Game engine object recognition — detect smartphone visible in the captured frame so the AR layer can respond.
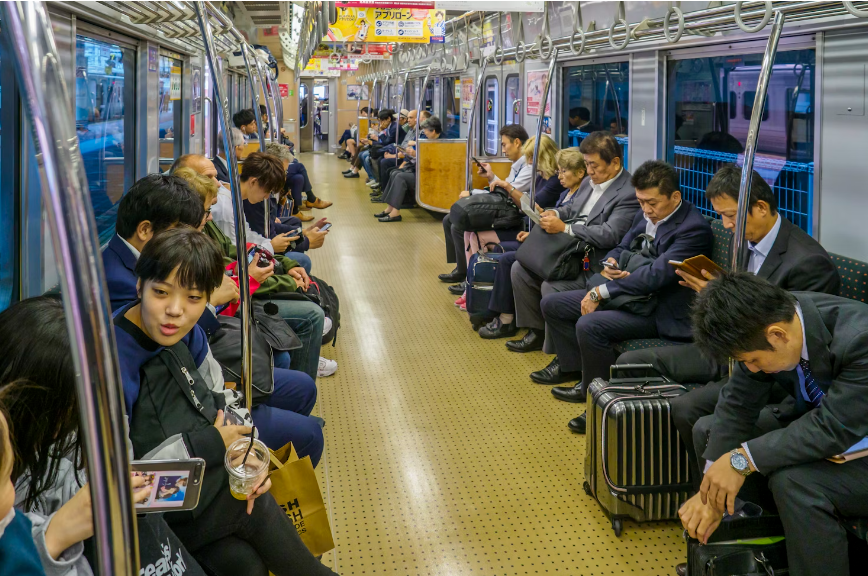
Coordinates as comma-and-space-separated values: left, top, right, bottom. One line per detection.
319, 223, 332, 232
601, 260, 620, 270
131, 458, 205, 513
246, 246, 274, 268
471, 156, 485, 170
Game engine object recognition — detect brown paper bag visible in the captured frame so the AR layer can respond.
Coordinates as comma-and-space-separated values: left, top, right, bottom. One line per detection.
268, 443, 335, 556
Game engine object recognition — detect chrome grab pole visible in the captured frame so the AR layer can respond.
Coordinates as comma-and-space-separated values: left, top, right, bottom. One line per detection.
464, 57, 489, 191
241, 44, 270, 237
365, 78, 378, 144
731, 11, 786, 273
397, 70, 410, 149
195, 1, 254, 411
530, 51, 559, 224
414, 66, 433, 197
255, 55, 280, 232
1, 2, 139, 574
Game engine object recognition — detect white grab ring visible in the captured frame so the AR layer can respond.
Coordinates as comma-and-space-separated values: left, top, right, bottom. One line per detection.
569, 28, 586, 55
608, 19, 630, 50
515, 40, 526, 63
843, 0, 868, 17
538, 34, 554, 60
734, 0, 773, 33
492, 46, 504, 65
663, 6, 684, 43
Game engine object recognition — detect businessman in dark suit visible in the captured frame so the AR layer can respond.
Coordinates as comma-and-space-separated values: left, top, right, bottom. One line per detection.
508, 132, 639, 359
679, 273, 868, 576
617, 165, 840, 477
543, 161, 713, 431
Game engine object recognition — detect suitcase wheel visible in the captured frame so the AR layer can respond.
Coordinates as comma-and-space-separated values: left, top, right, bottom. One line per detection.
582, 481, 592, 497
611, 517, 623, 537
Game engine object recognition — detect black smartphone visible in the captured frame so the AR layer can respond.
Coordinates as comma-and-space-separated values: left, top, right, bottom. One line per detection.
319, 223, 332, 232
471, 156, 485, 170
601, 260, 620, 270
131, 458, 206, 513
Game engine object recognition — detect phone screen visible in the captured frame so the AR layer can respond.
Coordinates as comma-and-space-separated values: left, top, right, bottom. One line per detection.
133, 470, 192, 509
320, 223, 332, 232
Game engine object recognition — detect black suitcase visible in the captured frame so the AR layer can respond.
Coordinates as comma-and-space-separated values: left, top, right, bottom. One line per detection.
584, 364, 694, 536
686, 515, 788, 575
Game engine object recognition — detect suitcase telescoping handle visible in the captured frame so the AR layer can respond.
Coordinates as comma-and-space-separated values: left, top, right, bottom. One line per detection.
599, 394, 693, 495
609, 363, 665, 379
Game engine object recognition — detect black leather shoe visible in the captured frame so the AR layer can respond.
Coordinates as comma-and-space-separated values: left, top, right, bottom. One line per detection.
478, 317, 518, 339
551, 383, 585, 403
447, 282, 466, 295
530, 357, 582, 385
675, 563, 687, 576
567, 412, 587, 433
370, 196, 385, 203
342, 169, 353, 174
378, 215, 402, 222
374, 211, 389, 218
505, 329, 544, 353
343, 172, 360, 178
438, 269, 463, 283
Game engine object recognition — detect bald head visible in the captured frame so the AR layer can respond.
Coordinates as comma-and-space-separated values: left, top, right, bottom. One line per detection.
171, 154, 220, 187
407, 109, 418, 128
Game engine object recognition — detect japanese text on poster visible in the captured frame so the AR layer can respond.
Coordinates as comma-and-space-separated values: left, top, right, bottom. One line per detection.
460, 77, 474, 110
327, 8, 445, 43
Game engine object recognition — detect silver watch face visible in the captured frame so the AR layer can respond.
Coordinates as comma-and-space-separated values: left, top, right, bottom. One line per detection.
731, 452, 749, 471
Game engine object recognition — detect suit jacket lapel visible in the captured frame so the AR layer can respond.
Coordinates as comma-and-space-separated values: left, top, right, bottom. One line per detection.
757, 218, 790, 280
796, 294, 834, 387
652, 201, 690, 248
586, 171, 627, 224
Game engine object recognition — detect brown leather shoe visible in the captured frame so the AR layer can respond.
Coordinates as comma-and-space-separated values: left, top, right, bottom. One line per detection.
305, 199, 332, 210
299, 203, 312, 211
296, 211, 314, 222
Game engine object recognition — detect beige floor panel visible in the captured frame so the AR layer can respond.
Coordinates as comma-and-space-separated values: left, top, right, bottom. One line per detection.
301, 153, 684, 575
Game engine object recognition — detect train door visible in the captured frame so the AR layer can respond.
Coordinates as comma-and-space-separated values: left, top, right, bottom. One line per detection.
313, 79, 330, 152
440, 75, 461, 139
478, 62, 521, 157
298, 79, 313, 152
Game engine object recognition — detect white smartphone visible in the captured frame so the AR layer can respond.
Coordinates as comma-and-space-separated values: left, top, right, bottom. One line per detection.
131, 458, 206, 513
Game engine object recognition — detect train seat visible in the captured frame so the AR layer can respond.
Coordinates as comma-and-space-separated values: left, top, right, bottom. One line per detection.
831, 253, 868, 303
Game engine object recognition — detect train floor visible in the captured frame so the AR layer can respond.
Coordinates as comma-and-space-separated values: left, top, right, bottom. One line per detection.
304, 152, 683, 575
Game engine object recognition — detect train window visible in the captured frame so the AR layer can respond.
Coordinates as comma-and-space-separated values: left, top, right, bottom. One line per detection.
404, 80, 414, 110
505, 74, 520, 126
667, 49, 815, 233
561, 62, 630, 163
441, 76, 460, 139
0, 38, 19, 309
424, 80, 434, 113
483, 76, 499, 155
158, 55, 182, 167
299, 83, 309, 128
75, 35, 135, 245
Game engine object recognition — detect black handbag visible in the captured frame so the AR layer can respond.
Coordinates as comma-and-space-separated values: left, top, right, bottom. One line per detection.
587, 233, 659, 316
515, 223, 595, 282
449, 187, 524, 232
687, 516, 788, 576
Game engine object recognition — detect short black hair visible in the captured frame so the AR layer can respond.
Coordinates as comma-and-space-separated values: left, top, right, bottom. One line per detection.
240, 152, 286, 194
377, 109, 393, 121
115, 174, 205, 240
135, 227, 225, 297
499, 124, 529, 144
570, 107, 591, 121
631, 160, 680, 198
361, 106, 370, 114
233, 109, 256, 129
692, 272, 797, 363
705, 164, 778, 214
579, 131, 623, 164
421, 115, 442, 134
259, 104, 267, 116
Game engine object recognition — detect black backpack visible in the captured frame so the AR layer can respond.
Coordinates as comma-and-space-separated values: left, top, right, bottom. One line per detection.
449, 187, 523, 232
266, 275, 341, 346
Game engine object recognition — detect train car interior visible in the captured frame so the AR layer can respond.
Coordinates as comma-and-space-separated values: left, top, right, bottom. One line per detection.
2, 1, 868, 575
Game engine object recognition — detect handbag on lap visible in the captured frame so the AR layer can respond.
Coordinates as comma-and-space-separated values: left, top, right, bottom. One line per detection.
514, 223, 595, 282
449, 187, 524, 232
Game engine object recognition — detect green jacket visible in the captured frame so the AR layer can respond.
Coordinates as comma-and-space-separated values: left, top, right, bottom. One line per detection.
204, 221, 300, 295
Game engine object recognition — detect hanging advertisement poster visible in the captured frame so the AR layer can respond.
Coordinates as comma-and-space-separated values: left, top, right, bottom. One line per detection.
460, 77, 474, 110
169, 66, 182, 100
526, 70, 551, 116
327, 7, 446, 44
279, 84, 290, 98
347, 84, 370, 100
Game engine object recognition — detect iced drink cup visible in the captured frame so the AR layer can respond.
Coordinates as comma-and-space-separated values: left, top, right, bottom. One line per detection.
225, 437, 269, 500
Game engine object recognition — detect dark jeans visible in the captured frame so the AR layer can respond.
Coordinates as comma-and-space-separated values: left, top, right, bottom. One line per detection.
442, 214, 467, 276
541, 289, 658, 390
378, 157, 399, 188
169, 490, 337, 576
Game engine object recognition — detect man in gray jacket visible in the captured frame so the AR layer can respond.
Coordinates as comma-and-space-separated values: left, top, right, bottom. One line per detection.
506, 132, 639, 383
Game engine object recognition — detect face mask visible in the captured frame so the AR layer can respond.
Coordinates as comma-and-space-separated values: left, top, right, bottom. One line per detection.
0, 507, 15, 540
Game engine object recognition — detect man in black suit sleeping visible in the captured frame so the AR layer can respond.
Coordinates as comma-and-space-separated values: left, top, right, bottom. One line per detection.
680, 273, 868, 576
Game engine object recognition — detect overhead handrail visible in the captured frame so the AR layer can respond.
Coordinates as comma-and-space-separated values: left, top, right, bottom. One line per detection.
1, 1, 139, 574
492, 12, 505, 65
536, 2, 554, 59
609, 1, 631, 50
464, 56, 489, 190
664, 4, 686, 43
843, 0, 868, 17
570, 2, 589, 55
529, 50, 559, 223
512, 12, 527, 63
195, 0, 254, 412
732, 9, 785, 272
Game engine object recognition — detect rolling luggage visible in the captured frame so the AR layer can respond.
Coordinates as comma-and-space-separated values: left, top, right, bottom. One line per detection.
583, 365, 694, 536
465, 244, 504, 329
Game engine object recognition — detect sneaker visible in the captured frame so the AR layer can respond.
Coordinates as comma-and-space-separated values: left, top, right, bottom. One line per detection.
322, 316, 333, 337
317, 357, 338, 378
454, 294, 467, 307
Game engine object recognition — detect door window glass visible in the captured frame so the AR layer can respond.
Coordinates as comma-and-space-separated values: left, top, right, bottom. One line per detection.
299, 83, 309, 128
505, 74, 520, 126
442, 76, 460, 138
483, 76, 498, 155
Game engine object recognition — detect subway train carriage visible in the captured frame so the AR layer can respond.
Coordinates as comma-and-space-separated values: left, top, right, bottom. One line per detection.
1, 1, 868, 575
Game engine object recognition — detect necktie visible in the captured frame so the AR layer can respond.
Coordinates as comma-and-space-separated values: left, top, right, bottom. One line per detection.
799, 358, 825, 408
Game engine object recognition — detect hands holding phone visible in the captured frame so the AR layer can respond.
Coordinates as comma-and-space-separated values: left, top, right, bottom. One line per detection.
601, 258, 630, 280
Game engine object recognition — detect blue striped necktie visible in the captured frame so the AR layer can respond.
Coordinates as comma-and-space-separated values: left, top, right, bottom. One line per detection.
799, 358, 825, 408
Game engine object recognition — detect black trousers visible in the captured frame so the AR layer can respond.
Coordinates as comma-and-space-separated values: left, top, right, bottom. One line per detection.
168, 488, 337, 576
378, 158, 399, 188
694, 414, 868, 576
489, 251, 517, 314
442, 214, 467, 275
616, 343, 726, 384
541, 289, 658, 390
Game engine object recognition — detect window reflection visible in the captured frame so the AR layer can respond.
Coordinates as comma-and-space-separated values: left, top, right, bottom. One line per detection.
442, 77, 460, 139
159, 55, 181, 166
667, 50, 815, 232
74, 35, 129, 244
505, 74, 520, 126
483, 76, 498, 155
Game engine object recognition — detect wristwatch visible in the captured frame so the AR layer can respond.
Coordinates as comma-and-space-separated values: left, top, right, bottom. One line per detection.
588, 287, 601, 303
730, 449, 752, 476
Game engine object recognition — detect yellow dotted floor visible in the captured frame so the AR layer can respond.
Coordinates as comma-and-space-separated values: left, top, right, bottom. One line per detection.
303, 152, 684, 575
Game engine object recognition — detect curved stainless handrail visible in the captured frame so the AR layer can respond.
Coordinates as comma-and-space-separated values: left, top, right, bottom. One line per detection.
241, 44, 270, 236
195, 1, 254, 411
465, 57, 489, 190
529, 50, 559, 221
1, 2, 139, 573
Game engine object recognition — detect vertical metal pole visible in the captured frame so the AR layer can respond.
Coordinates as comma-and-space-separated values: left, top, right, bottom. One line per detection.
241, 44, 271, 237
195, 1, 254, 412
396, 70, 410, 148
1, 2, 138, 574
414, 66, 432, 199
465, 57, 489, 190
732, 11, 785, 272
530, 51, 559, 221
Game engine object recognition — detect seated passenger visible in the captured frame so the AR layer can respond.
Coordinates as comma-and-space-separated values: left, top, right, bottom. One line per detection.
233, 108, 258, 141
373, 115, 442, 223
213, 127, 245, 183
568, 107, 601, 133
680, 273, 868, 576
439, 124, 533, 288
542, 160, 712, 433
374, 109, 417, 194
506, 132, 638, 354
343, 110, 395, 182
114, 229, 337, 576
477, 143, 575, 336
617, 165, 840, 483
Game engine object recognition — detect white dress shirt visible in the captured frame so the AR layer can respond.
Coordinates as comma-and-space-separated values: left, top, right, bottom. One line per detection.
747, 214, 781, 275
211, 184, 275, 255
562, 169, 623, 236
471, 155, 534, 195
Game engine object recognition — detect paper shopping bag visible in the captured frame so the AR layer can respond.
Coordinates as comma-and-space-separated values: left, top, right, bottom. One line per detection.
268, 442, 335, 556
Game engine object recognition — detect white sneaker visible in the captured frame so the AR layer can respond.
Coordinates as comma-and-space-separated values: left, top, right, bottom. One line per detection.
322, 316, 333, 337
366, 180, 376, 187
317, 357, 338, 377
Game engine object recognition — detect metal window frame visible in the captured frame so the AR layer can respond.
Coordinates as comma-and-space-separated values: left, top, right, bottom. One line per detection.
482, 74, 499, 156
